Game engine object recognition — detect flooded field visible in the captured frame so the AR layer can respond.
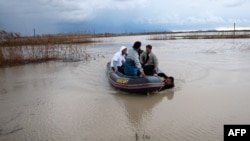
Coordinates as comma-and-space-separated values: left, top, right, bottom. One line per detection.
1, 35, 250, 141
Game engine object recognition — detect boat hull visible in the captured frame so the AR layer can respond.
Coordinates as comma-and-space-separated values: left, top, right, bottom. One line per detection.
106, 62, 165, 94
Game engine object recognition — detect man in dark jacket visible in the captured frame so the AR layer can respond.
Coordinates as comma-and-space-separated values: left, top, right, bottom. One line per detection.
140, 44, 158, 75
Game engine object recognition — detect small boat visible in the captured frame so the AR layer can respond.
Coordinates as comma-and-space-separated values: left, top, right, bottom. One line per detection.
106, 62, 173, 94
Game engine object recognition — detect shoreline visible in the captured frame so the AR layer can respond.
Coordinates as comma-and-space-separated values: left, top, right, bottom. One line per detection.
1, 30, 250, 67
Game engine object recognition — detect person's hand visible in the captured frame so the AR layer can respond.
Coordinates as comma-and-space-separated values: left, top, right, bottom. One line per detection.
152, 90, 159, 94
113, 69, 118, 73
153, 73, 158, 76
140, 71, 146, 77
154, 68, 158, 73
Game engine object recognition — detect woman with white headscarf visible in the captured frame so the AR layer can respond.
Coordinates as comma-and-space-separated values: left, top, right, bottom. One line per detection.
110, 46, 127, 73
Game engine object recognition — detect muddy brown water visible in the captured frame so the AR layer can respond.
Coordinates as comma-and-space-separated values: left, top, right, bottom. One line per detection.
1, 35, 250, 141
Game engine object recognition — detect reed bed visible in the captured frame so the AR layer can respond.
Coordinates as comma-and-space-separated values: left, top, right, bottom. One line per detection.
0, 31, 93, 67
149, 30, 250, 40
0, 34, 95, 47
0, 44, 90, 67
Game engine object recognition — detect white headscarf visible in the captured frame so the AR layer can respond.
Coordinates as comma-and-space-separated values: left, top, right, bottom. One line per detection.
119, 46, 127, 54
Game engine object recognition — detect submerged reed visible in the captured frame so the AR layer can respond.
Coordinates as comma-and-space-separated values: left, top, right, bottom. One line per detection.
149, 30, 250, 40
0, 31, 95, 67
0, 44, 90, 67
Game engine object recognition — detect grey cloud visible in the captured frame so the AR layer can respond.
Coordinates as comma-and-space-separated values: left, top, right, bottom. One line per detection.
221, 0, 248, 7
1, 0, 250, 35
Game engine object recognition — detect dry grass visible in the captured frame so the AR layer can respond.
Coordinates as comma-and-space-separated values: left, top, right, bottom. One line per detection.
0, 33, 95, 47
0, 44, 90, 67
0, 31, 93, 67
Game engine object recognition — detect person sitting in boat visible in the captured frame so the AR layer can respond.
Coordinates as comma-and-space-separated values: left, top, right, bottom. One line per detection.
110, 46, 127, 74
138, 47, 144, 58
158, 73, 175, 89
140, 44, 159, 75
124, 41, 146, 77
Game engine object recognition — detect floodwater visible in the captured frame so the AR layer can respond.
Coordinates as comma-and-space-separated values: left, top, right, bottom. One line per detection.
1, 35, 250, 141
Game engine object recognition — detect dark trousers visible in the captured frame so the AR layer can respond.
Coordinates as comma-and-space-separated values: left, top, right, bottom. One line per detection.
112, 66, 125, 74
143, 65, 156, 75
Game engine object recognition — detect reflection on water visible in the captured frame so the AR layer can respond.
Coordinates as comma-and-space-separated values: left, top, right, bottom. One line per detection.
1, 36, 250, 141
115, 90, 174, 130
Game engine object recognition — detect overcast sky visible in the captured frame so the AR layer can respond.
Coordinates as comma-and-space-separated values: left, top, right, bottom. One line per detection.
0, 0, 250, 35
